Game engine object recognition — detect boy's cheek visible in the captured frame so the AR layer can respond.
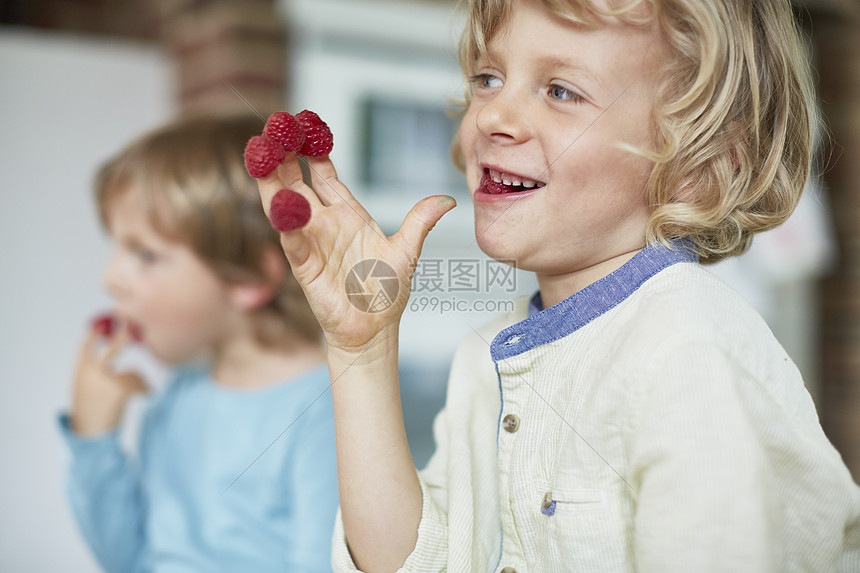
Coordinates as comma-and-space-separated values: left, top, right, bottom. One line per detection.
140, 325, 195, 364
459, 143, 481, 180
458, 109, 480, 151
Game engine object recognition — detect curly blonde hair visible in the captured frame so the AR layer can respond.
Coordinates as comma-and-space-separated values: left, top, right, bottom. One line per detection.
94, 114, 321, 346
455, 0, 816, 262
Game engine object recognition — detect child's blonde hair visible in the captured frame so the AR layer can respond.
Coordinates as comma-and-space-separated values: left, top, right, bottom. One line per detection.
94, 115, 321, 346
456, 0, 816, 262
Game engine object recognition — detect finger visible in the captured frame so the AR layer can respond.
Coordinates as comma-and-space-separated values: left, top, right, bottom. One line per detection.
276, 151, 311, 193
100, 326, 131, 365
256, 170, 282, 219
80, 327, 102, 357
303, 155, 350, 206
254, 148, 313, 210
117, 371, 149, 394
253, 172, 312, 265
393, 195, 457, 260
256, 166, 318, 216
304, 155, 379, 226
275, 154, 327, 212
279, 229, 311, 268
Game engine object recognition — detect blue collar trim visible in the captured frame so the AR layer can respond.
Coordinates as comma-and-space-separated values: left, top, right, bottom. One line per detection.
491, 241, 698, 361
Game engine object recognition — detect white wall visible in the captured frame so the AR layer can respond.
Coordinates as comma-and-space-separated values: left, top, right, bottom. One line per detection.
0, 29, 173, 572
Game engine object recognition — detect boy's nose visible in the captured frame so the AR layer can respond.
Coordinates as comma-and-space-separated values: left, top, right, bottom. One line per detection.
102, 252, 126, 299
475, 86, 531, 143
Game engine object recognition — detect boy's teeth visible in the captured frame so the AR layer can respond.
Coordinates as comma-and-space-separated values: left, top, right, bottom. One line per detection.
488, 168, 541, 189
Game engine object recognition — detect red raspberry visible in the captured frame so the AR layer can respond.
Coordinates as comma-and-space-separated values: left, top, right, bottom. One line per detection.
90, 314, 143, 342
269, 188, 312, 231
263, 111, 305, 153
91, 313, 116, 337
295, 110, 334, 157
244, 135, 285, 178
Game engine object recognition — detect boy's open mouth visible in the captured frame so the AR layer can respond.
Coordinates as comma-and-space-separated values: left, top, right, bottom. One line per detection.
480, 168, 546, 194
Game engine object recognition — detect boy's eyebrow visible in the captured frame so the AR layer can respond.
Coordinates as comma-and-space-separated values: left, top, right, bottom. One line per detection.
481, 47, 604, 89
533, 55, 604, 89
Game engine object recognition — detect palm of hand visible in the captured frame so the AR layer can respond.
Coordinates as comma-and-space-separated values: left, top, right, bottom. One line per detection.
257, 155, 455, 354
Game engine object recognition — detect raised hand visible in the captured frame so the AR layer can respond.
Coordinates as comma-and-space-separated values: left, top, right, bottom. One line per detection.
256, 153, 455, 355
252, 111, 453, 571
70, 316, 148, 437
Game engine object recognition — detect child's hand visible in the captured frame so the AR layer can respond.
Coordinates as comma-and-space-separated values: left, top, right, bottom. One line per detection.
256, 155, 456, 357
70, 319, 148, 437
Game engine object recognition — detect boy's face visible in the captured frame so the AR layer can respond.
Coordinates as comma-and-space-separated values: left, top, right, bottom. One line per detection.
101, 188, 235, 364
459, 0, 666, 293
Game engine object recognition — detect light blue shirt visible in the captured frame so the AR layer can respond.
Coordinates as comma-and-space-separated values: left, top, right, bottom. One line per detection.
59, 364, 338, 573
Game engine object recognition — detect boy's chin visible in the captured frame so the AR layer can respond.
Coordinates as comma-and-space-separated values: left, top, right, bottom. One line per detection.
145, 342, 200, 366
144, 345, 174, 365
474, 228, 523, 268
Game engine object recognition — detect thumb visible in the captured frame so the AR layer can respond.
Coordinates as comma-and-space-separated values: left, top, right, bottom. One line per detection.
395, 195, 457, 259
116, 371, 149, 395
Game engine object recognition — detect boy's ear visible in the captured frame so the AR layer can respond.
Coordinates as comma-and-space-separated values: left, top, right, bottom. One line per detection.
228, 247, 286, 312
730, 146, 740, 173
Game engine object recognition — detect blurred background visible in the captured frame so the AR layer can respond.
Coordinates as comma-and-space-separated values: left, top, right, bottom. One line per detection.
0, 0, 857, 570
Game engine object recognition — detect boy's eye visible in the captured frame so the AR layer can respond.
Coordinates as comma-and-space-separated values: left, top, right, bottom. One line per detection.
135, 248, 157, 264
470, 73, 503, 90
548, 84, 583, 102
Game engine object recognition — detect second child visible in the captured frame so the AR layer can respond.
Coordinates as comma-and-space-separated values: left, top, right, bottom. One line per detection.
60, 115, 339, 573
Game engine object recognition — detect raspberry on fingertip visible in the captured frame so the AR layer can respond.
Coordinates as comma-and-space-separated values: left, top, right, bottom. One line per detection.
263, 111, 306, 153
295, 110, 334, 157
269, 189, 312, 231
91, 313, 116, 337
244, 135, 286, 178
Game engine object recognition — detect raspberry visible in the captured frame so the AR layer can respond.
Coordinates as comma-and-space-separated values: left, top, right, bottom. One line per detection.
295, 110, 334, 157
263, 111, 305, 153
91, 313, 143, 342
91, 313, 116, 337
244, 135, 285, 178
269, 188, 312, 231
